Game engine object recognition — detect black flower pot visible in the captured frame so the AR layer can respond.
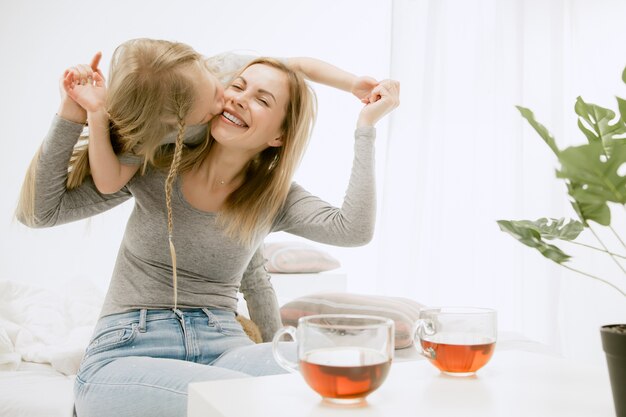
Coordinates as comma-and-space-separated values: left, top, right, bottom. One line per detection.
601, 324, 626, 417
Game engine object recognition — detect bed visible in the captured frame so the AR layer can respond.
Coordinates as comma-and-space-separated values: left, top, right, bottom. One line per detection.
0, 362, 75, 417
0, 278, 100, 417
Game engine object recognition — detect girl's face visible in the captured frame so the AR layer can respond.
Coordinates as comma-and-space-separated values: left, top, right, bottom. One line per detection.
185, 63, 225, 125
210, 64, 289, 154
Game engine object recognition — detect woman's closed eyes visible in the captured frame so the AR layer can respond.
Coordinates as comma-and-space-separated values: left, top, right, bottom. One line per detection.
230, 78, 275, 108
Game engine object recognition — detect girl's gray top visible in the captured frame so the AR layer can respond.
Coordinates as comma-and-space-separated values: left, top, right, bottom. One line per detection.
23, 116, 376, 319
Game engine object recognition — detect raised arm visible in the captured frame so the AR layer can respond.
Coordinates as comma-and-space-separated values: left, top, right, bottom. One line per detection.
15, 56, 134, 228
63, 56, 140, 194
211, 53, 379, 103
286, 57, 378, 103
272, 80, 400, 245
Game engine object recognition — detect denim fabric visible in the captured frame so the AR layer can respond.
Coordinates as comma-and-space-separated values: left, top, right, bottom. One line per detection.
74, 308, 294, 417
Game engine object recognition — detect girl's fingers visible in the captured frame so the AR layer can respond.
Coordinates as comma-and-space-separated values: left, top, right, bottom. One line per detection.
368, 81, 392, 103
74, 65, 86, 79
369, 89, 382, 103
93, 71, 105, 87
69, 63, 102, 86
75, 64, 93, 83
65, 72, 76, 88
373, 85, 391, 102
372, 80, 400, 106
90, 52, 102, 72
62, 73, 73, 92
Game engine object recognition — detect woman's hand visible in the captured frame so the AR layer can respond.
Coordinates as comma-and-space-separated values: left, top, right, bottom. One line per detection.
57, 52, 104, 122
357, 79, 400, 127
351, 76, 379, 103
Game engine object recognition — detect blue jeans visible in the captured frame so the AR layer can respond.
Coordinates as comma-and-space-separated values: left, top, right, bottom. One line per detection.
74, 308, 293, 417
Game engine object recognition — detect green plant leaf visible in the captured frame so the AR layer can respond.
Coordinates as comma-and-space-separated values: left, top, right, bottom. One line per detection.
617, 96, 626, 123
509, 218, 584, 240
574, 96, 626, 155
577, 119, 600, 143
515, 106, 560, 155
556, 141, 626, 209
622, 65, 626, 84
568, 185, 611, 226
496, 220, 572, 263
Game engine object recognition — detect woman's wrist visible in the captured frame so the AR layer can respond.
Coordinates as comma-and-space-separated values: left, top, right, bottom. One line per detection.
356, 115, 374, 128
57, 98, 87, 124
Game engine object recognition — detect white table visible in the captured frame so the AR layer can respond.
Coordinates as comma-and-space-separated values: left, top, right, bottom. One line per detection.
188, 350, 615, 417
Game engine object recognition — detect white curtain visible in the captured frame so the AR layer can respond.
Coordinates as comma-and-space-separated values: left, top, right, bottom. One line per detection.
374, 0, 626, 364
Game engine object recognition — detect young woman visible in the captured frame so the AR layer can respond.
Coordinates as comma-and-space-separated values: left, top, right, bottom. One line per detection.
18, 38, 379, 341
17, 52, 399, 417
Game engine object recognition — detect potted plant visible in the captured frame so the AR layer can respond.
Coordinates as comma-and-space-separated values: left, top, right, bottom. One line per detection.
497, 67, 626, 417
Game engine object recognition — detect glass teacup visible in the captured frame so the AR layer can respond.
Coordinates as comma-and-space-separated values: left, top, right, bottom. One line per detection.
413, 307, 497, 376
272, 314, 395, 405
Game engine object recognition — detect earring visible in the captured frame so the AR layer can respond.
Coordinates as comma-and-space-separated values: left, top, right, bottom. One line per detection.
268, 154, 279, 170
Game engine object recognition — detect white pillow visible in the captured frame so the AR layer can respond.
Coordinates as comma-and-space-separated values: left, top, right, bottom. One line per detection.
263, 242, 341, 273
280, 293, 425, 349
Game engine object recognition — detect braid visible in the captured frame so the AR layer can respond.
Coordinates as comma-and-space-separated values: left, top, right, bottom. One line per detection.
164, 117, 187, 309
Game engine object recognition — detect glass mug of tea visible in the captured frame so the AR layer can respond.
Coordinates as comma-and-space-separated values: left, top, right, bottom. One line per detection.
413, 307, 497, 376
272, 314, 395, 405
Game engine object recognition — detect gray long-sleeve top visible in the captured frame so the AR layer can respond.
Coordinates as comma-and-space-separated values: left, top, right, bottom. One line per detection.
21, 116, 376, 320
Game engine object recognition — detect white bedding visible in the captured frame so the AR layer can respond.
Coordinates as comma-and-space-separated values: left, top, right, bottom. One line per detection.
0, 279, 102, 417
0, 362, 75, 417
0, 279, 102, 375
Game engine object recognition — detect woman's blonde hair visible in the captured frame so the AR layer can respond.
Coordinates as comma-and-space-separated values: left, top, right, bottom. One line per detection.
66, 38, 205, 189
164, 58, 317, 248
15, 146, 43, 227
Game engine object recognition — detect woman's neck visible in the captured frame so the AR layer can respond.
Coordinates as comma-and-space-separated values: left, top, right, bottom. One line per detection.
197, 142, 250, 191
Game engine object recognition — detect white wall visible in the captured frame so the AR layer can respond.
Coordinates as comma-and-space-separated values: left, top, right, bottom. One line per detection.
0, 0, 392, 291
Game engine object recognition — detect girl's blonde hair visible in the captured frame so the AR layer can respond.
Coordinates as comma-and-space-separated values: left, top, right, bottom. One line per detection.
162, 58, 317, 248
17, 38, 204, 307
66, 38, 205, 189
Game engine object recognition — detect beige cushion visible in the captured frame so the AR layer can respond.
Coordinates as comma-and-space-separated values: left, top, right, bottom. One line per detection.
280, 293, 424, 349
263, 242, 340, 273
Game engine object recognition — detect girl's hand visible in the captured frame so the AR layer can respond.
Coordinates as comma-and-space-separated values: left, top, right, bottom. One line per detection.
351, 76, 379, 103
57, 52, 103, 123
357, 79, 400, 127
64, 69, 107, 114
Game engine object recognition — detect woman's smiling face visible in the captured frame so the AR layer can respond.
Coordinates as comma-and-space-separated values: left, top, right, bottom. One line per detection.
210, 63, 289, 154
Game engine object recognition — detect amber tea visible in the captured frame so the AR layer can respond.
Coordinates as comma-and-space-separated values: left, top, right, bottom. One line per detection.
300, 347, 391, 400
414, 307, 497, 376
421, 337, 496, 374
273, 314, 395, 404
